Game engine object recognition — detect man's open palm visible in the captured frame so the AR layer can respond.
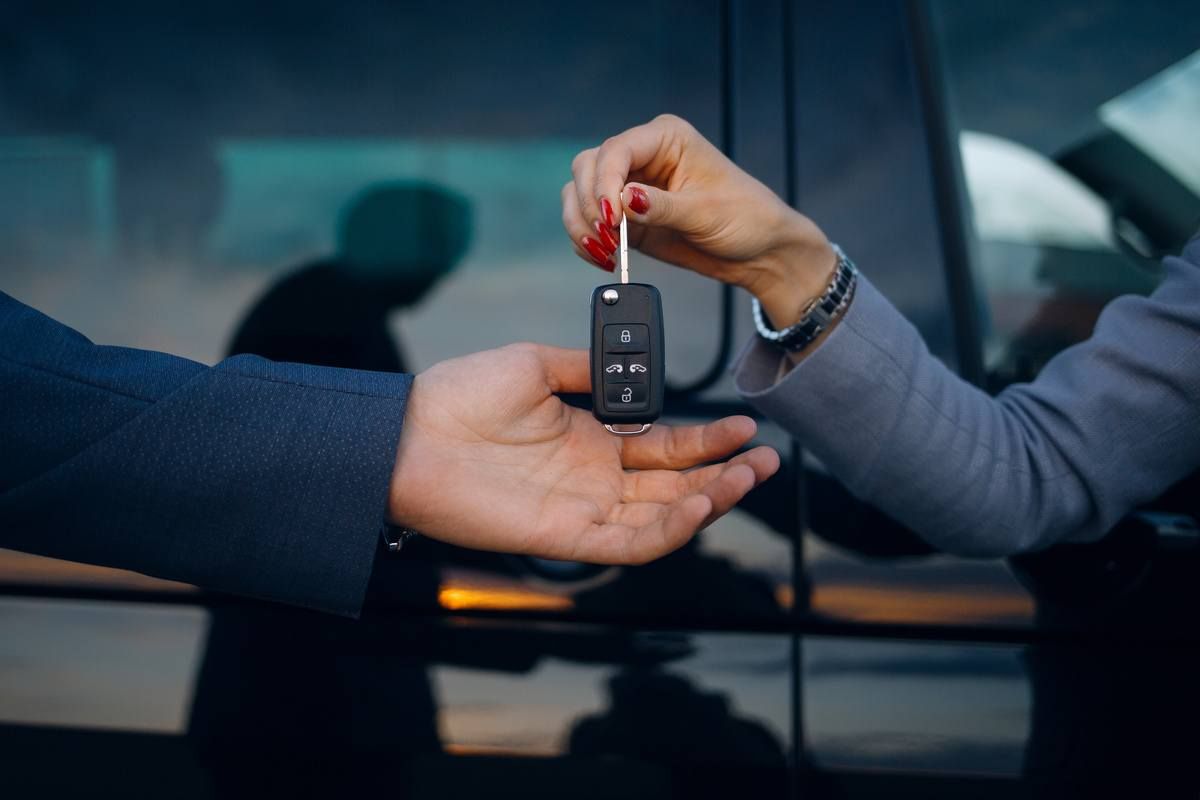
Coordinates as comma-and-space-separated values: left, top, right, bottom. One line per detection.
389, 343, 778, 564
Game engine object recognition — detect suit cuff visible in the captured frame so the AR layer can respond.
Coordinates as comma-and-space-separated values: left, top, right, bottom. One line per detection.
199, 357, 413, 617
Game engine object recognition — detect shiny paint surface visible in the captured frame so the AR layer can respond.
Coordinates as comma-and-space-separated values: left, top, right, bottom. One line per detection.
1, 1, 1197, 797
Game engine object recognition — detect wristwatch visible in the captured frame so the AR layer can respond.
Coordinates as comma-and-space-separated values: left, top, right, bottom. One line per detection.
752, 243, 857, 353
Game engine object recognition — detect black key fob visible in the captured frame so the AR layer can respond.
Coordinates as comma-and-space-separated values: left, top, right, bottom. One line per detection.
590, 282, 665, 434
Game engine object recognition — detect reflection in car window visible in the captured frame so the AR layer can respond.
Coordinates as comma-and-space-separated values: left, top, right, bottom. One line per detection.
0, 0, 730, 593
958, 129, 1158, 381
1100, 50, 1200, 198
930, 1, 1200, 387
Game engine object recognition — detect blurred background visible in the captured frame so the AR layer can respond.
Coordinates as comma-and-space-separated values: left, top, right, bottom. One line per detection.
1, 0, 1198, 797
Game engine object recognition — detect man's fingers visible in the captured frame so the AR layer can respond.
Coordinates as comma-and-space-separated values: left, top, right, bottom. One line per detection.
723, 445, 781, 485
694, 462, 759, 524
620, 466, 753, 564
602, 453, 774, 564
622, 446, 779, 504
580, 493, 709, 565
579, 455, 770, 565
653, 493, 714, 558
620, 415, 757, 470
607, 500, 671, 529
625, 494, 713, 565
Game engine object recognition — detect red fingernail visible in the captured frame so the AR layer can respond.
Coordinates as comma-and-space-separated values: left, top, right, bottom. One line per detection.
583, 237, 614, 269
627, 186, 650, 215
600, 197, 616, 228
595, 221, 618, 254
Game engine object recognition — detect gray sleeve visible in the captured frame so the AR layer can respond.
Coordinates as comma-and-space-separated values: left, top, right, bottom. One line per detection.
733, 237, 1200, 557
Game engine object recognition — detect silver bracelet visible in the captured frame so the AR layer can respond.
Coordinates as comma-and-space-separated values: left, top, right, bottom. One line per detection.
752, 243, 857, 353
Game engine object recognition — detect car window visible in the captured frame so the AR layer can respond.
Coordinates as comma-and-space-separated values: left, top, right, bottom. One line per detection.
0, 0, 738, 594
795, 0, 1200, 639
929, 0, 1200, 387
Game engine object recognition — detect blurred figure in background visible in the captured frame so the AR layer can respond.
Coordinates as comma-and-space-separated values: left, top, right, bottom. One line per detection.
190, 182, 472, 795
228, 181, 472, 373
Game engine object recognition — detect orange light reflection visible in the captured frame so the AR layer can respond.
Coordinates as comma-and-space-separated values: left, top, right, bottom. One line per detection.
0, 549, 196, 592
438, 584, 574, 612
811, 584, 1034, 625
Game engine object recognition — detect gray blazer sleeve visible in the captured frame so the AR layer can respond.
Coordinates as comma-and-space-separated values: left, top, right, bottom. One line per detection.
734, 236, 1200, 557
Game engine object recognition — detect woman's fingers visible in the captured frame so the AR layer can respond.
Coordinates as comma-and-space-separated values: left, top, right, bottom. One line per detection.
567, 115, 722, 270
592, 115, 693, 225
562, 180, 614, 271
572, 148, 619, 267
620, 415, 757, 470
620, 181, 700, 234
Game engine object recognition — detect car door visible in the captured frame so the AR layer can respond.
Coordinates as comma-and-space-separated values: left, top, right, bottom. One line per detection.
0, 2, 798, 797
788, 1, 1200, 797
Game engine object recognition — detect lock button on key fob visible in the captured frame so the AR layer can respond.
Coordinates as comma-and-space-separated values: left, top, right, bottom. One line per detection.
603, 324, 649, 352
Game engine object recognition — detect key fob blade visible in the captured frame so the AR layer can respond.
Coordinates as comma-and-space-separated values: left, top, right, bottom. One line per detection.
590, 283, 664, 427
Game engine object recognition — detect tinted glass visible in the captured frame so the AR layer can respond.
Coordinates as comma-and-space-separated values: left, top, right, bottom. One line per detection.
789, 0, 959, 367
0, 598, 208, 733
0, 0, 758, 602
930, 0, 1200, 386
792, 0, 1036, 632
800, 0, 1200, 632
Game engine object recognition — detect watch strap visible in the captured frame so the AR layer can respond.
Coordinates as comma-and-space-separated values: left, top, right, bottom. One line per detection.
753, 244, 857, 353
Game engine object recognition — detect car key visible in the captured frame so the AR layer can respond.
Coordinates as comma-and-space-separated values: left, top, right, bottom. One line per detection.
590, 215, 664, 436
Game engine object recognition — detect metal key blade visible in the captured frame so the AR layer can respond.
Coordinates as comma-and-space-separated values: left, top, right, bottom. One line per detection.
619, 215, 629, 284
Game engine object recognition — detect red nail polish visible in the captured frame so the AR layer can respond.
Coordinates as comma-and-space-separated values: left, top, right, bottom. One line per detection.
583, 236, 612, 267
627, 186, 650, 215
595, 221, 618, 254
600, 197, 616, 228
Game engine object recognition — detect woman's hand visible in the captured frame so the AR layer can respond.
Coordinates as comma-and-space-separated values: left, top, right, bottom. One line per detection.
388, 343, 779, 564
562, 114, 837, 329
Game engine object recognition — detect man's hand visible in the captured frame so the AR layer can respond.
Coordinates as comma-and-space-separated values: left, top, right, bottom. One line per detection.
388, 343, 779, 564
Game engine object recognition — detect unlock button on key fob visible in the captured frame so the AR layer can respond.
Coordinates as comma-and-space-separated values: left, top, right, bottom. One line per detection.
605, 382, 648, 410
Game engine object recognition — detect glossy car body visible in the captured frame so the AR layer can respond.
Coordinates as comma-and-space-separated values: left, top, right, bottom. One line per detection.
1, 1, 1197, 797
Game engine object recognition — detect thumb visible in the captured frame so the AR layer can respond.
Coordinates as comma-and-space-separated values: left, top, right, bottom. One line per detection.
621, 182, 701, 234
522, 343, 590, 394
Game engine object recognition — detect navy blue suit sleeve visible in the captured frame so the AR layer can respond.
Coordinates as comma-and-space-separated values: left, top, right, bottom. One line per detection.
0, 291, 412, 616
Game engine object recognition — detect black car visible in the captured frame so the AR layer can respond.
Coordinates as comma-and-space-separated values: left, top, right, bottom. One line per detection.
2, 1, 1198, 797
